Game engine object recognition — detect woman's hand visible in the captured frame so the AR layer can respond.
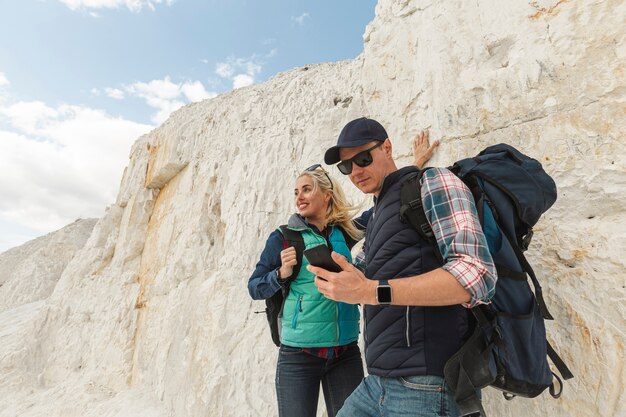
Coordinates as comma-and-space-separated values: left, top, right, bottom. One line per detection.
413, 129, 440, 169
279, 246, 297, 280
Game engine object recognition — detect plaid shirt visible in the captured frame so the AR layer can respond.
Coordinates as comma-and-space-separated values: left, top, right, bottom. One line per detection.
422, 167, 497, 307
300, 342, 356, 360
354, 167, 497, 308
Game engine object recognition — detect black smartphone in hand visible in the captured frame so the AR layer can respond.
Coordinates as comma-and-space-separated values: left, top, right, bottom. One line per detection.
303, 245, 342, 273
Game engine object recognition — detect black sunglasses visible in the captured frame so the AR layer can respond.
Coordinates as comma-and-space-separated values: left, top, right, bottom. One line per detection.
336, 141, 384, 175
305, 163, 333, 190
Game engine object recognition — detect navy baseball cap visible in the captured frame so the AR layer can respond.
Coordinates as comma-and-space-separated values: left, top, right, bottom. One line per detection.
324, 117, 389, 165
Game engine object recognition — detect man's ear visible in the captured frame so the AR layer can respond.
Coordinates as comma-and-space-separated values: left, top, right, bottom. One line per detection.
383, 138, 393, 159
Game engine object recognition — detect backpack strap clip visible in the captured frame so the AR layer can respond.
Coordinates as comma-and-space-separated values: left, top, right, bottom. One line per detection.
503, 392, 516, 401
407, 197, 423, 210
420, 223, 435, 239
399, 197, 421, 220
521, 228, 534, 251
492, 325, 505, 350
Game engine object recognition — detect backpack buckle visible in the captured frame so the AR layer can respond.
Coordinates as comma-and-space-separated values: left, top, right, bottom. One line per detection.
420, 223, 434, 238
521, 229, 534, 251
492, 325, 506, 350
408, 198, 422, 210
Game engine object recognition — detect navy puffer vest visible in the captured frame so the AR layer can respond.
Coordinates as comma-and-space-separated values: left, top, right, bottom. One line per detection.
363, 166, 468, 377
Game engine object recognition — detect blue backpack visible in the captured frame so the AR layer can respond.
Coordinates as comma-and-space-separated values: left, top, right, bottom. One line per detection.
400, 144, 574, 416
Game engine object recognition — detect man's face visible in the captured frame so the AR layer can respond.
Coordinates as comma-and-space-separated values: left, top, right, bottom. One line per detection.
338, 140, 390, 196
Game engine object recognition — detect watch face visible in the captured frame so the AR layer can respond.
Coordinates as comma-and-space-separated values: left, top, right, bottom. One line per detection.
377, 285, 392, 304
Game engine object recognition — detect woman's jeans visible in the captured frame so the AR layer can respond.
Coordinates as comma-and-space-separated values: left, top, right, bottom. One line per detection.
275, 343, 364, 417
336, 374, 462, 417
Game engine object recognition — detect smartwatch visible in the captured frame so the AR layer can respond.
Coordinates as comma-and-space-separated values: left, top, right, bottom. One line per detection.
376, 279, 392, 305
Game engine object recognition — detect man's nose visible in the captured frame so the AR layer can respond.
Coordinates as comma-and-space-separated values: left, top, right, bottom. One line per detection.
350, 162, 364, 177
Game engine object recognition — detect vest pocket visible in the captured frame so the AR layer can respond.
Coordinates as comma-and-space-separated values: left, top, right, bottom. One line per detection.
291, 295, 303, 328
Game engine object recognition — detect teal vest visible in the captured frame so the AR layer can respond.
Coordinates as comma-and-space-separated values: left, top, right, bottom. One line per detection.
280, 226, 360, 347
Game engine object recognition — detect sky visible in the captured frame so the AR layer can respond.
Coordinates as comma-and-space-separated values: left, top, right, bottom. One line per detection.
0, 0, 377, 253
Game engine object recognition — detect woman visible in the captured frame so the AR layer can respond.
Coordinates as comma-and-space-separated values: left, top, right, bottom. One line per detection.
248, 130, 438, 417
248, 164, 368, 417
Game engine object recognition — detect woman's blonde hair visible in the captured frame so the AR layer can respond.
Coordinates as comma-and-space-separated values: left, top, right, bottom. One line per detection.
297, 167, 364, 242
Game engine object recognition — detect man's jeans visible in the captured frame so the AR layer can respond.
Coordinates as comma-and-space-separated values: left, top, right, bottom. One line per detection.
336, 374, 461, 417
275, 343, 364, 417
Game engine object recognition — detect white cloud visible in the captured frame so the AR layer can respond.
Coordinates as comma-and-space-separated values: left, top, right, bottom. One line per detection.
128, 77, 181, 100
291, 12, 310, 26
0, 72, 9, 87
105, 87, 125, 99
124, 76, 216, 124
232, 74, 254, 89
0, 101, 60, 134
181, 81, 212, 102
0, 99, 152, 247
58, 0, 175, 13
215, 55, 264, 90
215, 62, 233, 78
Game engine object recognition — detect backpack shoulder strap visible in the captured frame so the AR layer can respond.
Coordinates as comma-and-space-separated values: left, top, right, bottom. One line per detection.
400, 169, 444, 264
277, 225, 305, 281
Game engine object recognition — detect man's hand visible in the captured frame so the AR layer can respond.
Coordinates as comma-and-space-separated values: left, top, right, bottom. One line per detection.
413, 129, 439, 169
308, 252, 377, 305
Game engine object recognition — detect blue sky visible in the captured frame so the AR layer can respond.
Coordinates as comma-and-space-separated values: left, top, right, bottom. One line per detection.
0, 0, 377, 252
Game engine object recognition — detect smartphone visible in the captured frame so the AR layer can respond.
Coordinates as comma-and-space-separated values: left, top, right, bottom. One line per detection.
303, 245, 342, 273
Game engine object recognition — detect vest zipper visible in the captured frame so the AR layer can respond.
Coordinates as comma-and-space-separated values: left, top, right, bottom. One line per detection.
363, 308, 368, 343
335, 303, 340, 344
292, 295, 303, 328
406, 306, 411, 347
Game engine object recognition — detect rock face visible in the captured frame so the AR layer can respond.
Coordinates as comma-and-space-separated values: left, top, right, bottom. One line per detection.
0, 219, 97, 312
0, 1, 624, 416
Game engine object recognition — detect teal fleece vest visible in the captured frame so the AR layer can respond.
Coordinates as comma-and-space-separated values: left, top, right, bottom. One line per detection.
280, 226, 360, 347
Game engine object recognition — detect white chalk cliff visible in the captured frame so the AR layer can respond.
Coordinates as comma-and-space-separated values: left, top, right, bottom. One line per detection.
0, 1, 624, 416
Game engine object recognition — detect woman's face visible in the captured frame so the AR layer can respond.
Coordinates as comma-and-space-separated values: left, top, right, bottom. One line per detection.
294, 175, 330, 220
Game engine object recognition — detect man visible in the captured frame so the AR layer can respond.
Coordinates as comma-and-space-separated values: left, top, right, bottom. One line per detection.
308, 117, 497, 417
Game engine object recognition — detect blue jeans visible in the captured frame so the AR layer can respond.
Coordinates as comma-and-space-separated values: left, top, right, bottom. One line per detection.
336, 374, 461, 417
275, 343, 364, 417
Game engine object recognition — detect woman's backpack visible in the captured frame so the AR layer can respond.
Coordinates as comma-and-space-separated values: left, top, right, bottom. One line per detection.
400, 143, 574, 416
262, 226, 304, 347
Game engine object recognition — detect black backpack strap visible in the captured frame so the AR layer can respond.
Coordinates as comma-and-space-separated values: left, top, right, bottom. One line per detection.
400, 169, 444, 264
547, 340, 574, 382
497, 224, 554, 320
545, 340, 574, 399
263, 226, 305, 347
277, 225, 305, 282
